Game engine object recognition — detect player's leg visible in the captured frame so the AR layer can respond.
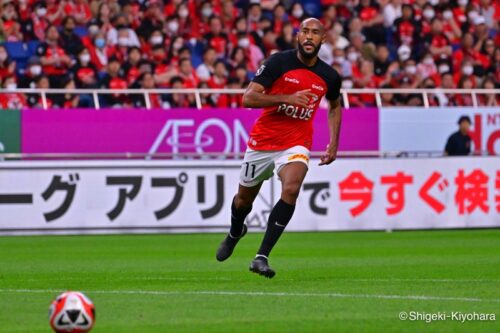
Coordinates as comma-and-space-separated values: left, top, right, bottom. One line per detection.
250, 147, 309, 278
216, 149, 274, 262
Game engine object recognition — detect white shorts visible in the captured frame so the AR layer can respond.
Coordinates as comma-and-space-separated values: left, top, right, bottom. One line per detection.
239, 145, 310, 187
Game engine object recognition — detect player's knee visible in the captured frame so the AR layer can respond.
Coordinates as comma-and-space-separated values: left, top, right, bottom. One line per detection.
234, 192, 254, 210
282, 182, 301, 202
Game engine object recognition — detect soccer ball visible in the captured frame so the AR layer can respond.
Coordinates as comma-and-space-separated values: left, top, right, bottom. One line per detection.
48, 291, 95, 333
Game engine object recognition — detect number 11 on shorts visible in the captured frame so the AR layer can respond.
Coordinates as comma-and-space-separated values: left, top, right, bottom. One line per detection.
244, 162, 256, 178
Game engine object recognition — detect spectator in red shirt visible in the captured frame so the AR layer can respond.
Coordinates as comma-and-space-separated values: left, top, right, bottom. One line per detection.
26, 1, 50, 41
247, 3, 263, 32
478, 75, 499, 106
424, 18, 453, 61
45, 0, 65, 26
122, 47, 142, 86
221, 0, 238, 34
137, 0, 165, 40
453, 59, 477, 87
455, 76, 475, 106
453, 32, 490, 72
64, 0, 92, 25
131, 72, 166, 109
207, 59, 228, 89
167, 35, 185, 67
393, 4, 420, 47
100, 56, 129, 107
178, 57, 199, 89
271, 2, 288, 35
37, 24, 73, 87
0, 45, 16, 80
72, 47, 99, 89
165, 76, 196, 108
357, 0, 386, 45
217, 77, 243, 108
53, 77, 80, 108
1, 0, 23, 41
288, 3, 306, 30
204, 15, 230, 58
0, 75, 26, 109
27, 75, 53, 108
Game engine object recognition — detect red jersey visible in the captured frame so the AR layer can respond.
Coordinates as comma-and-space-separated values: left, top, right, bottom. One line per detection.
249, 50, 341, 151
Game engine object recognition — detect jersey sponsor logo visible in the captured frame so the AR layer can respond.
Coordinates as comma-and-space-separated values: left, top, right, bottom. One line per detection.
284, 76, 300, 84
256, 65, 265, 76
287, 154, 309, 162
277, 104, 314, 120
312, 84, 324, 91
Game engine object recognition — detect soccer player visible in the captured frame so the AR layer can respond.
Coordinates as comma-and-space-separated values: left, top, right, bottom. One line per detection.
216, 18, 342, 278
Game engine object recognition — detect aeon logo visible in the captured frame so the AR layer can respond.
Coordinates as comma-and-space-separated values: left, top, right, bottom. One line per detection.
149, 118, 250, 154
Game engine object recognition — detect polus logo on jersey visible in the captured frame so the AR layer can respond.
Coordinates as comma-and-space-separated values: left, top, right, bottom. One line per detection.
276, 103, 314, 120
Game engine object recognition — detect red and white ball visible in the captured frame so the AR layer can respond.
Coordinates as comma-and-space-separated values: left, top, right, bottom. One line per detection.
48, 291, 95, 333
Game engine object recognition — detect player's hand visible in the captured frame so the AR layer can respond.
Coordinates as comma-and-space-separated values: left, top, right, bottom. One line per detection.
319, 144, 337, 166
286, 89, 316, 108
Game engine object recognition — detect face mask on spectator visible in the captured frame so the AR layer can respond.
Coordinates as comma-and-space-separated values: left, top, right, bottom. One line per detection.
6, 83, 17, 91
443, 11, 453, 20
399, 52, 410, 62
173, 40, 183, 50
458, 0, 468, 6
347, 52, 358, 62
179, 8, 189, 18
30, 65, 42, 76
429, 0, 439, 6
468, 11, 478, 21
292, 9, 303, 18
168, 21, 179, 33
423, 9, 435, 20
335, 56, 345, 63
423, 57, 434, 65
238, 38, 250, 48
151, 35, 163, 45
202, 7, 212, 18
118, 37, 129, 47
95, 38, 106, 49
438, 64, 450, 73
0, 52, 7, 62
342, 80, 353, 89
80, 54, 91, 64
36, 7, 47, 17
89, 25, 99, 36
462, 65, 473, 76
405, 65, 417, 75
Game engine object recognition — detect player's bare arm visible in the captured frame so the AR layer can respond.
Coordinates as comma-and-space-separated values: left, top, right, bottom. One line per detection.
242, 82, 316, 109
319, 97, 342, 166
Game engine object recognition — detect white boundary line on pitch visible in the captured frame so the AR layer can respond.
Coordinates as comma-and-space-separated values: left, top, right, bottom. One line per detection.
20, 277, 500, 283
1, 289, 499, 303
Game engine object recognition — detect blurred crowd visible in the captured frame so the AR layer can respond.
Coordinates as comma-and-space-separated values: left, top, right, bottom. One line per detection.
0, 0, 498, 109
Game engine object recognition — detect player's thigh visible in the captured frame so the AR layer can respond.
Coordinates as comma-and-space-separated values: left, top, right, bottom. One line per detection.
239, 149, 276, 188
276, 146, 310, 195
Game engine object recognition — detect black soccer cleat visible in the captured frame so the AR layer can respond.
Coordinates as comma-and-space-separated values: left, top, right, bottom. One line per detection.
216, 224, 248, 262
249, 256, 276, 279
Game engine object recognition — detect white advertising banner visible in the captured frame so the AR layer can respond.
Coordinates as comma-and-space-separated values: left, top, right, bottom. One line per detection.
380, 107, 500, 155
0, 158, 498, 235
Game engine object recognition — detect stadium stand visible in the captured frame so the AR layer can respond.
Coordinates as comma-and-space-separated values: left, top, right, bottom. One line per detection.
0, 0, 498, 109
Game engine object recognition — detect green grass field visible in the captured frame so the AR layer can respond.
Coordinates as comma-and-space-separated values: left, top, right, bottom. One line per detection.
0, 229, 499, 333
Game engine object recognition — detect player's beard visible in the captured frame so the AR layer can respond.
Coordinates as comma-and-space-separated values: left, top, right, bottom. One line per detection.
298, 41, 321, 59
